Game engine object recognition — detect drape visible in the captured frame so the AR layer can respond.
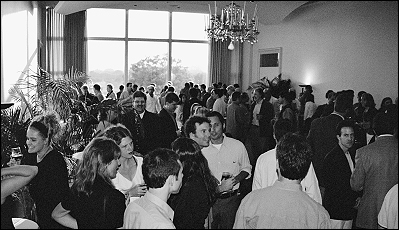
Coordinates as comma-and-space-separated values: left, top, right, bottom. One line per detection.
64, 11, 87, 74
46, 8, 65, 77
209, 39, 231, 85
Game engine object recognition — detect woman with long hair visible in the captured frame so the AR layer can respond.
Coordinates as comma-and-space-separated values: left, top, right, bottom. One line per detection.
101, 124, 147, 204
168, 137, 219, 229
51, 137, 125, 229
23, 111, 70, 229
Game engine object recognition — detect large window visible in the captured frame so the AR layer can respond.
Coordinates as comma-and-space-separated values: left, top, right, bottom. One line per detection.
87, 9, 209, 95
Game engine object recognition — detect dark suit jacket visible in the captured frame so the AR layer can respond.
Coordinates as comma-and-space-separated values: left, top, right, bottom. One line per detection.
307, 113, 344, 187
158, 108, 178, 149
249, 99, 274, 137
350, 136, 398, 229
140, 110, 161, 155
323, 145, 361, 220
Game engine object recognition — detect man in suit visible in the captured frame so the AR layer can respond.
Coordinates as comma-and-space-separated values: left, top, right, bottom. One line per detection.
158, 92, 181, 148
323, 120, 362, 229
132, 90, 161, 155
307, 92, 353, 193
350, 112, 398, 229
247, 88, 274, 166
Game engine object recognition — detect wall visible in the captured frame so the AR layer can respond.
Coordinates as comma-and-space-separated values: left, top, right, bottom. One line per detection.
243, 1, 398, 106
1, 1, 41, 102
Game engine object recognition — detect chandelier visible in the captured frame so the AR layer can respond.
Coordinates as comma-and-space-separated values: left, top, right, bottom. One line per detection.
205, 1, 260, 46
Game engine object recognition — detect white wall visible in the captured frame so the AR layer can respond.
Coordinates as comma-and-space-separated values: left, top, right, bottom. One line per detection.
243, 1, 398, 107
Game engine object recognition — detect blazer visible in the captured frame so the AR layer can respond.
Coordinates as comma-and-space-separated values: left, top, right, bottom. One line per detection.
249, 99, 274, 137
158, 108, 178, 149
140, 110, 161, 155
350, 135, 398, 229
323, 145, 361, 220
307, 113, 344, 187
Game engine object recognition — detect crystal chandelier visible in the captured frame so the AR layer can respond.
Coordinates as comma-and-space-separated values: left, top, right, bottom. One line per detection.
205, 1, 260, 46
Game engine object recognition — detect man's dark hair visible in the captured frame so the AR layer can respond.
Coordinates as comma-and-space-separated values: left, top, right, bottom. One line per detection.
119, 85, 124, 91
184, 116, 211, 137
335, 120, 356, 136
206, 110, 224, 125
189, 88, 199, 98
167, 86, 175, 92
142, 148, 181, 188
185, 82, 190, 88
165, 92, 179, 103
325, 90, 334, 99
133, 90, 147, 101
200, 84, 206, 90
213, 88, 223, 98
126, 82, 132, 88
93, 84, 101, 91
132, 84, 138, 89
231, 91, 241, 102
274, 119, 293, 141
373, 111, 397, 135
276, 133, 313, 181
233, 83, 240, 89
334, 93, 353, 114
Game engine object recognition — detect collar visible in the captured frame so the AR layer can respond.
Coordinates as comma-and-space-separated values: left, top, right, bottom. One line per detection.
256, 99, 264, 105
273, 180, 302, 192
139, 110, 145, 119
144, 192, 174, 221
210, 133, 227, 146
331, 112, 345, 120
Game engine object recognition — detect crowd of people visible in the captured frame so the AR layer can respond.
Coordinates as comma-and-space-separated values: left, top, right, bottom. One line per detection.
1, 80, 398, 229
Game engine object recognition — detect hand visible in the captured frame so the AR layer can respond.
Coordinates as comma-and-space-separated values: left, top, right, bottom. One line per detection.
219, 177, 235, 193
128, 183, 147, 197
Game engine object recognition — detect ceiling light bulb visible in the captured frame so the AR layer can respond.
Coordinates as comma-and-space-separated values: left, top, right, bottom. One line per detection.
228, 41, 235, 50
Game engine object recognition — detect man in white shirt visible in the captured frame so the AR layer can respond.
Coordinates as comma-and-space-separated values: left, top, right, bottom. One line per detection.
378, 184, 398, 229
123, 148, 183, 229
234, 133, 331, 229
252, 119, 322, 204
212, 88, 227, 117
146, 85, 161, 114
202, 111, 252, 229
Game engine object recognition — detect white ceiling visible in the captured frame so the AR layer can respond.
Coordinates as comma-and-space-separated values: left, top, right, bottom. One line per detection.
54, 1, 309, 25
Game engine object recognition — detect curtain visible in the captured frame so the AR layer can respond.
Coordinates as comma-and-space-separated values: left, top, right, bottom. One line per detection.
46, 8, 65, 77
64, 11, 87, 74
209, 39, 231, 85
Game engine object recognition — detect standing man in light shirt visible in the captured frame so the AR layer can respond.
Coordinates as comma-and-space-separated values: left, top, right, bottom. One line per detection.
118, 82, 134, 111
212, 88, 227, 117
123, 148, 184, 229
323, 120, 362, 229
252, 119, 322, 204
202, 111, 252, 229
146, 85, 161, 114
234, 133, 331, 229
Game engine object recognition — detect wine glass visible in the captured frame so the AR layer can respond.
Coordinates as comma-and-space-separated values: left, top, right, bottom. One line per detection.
11, 147, 23, 165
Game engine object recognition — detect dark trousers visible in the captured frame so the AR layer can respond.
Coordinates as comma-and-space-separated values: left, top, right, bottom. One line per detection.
211, 194, 241, 229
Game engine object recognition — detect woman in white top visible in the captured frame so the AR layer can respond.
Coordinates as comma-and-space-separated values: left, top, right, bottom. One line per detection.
101, 124, 147, 204
303, 94, 317, 135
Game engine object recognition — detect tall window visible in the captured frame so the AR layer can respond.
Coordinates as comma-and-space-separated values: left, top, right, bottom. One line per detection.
86, 9, 209, 94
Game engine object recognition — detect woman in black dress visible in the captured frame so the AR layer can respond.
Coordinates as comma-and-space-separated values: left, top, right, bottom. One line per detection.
168, 137, 219, 229
51, 137, 125, 229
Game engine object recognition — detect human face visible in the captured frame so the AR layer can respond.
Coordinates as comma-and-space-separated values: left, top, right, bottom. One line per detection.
253, 90, 262, 102
107, 86, 111, 93
127, 84, 133, 93
119, 136, 134, 158
148, 87, 154, 95
209, 116, 224, 142
337, 127, 354, 151
211, 90, 218, 99
361, 95, 367, 108
26, 128, 47, 154
171, 160, 184, 194
166, 101, 178, 113
133, 96, 146, 114
190, 122, 211, 148
105, 155, 121, 179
